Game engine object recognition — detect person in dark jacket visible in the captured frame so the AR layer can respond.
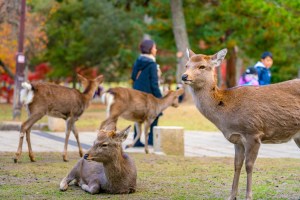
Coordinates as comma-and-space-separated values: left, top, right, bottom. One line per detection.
254, 51, 273, 85
131, 39, 162, 147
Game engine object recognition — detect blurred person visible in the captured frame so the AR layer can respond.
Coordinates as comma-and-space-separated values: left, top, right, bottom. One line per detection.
238, 66, 259, 86
254, 51, 273, 85
131, 39, 162, 147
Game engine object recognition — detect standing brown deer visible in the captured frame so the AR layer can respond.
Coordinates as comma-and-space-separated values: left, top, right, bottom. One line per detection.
14, 74, 103, 163
182, 48, 300, 200
60, 125, 137, 194
100, 87, 184, 154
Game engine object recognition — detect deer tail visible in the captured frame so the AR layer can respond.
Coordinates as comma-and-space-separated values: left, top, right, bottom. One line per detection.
20, 82, 34, 105
100, 92, 114, 105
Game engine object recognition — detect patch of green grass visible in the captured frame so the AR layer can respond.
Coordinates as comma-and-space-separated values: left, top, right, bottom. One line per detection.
0, 152, 299, 199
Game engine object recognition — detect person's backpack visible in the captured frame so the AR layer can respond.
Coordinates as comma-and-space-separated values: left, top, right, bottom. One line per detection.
238, 66, 259, 86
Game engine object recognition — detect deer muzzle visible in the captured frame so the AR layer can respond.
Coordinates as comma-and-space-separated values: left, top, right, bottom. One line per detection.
181, 74, 188, 81
84, 153, 89, 160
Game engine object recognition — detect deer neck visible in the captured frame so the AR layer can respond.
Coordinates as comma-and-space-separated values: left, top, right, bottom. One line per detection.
155, 94, 175, 114
190, 84, 225, 124
81, 84, 97, 106
103, 152, 128, 187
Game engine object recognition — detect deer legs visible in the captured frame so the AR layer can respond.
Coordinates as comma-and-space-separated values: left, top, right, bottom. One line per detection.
143, 122, 151, 154
25, 128, 35, 162
244, 139, 260, 200
228, 143, 245, 200
126, 121, 152, 154
14, 113, 44, 163
81, 183, 100, 195
126, 122, 151, 154
60, 158, 81, 191
293, 134, 300, 148
229, 138, 260, 200
126, 122, 142, 149
63, 117, 80, 162
72, 124, 83, 158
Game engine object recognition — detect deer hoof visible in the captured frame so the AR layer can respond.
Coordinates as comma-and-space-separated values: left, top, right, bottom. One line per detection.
29, 155, 36, 162
145, 149, 149, 154
62, 155, 69, 162
81, 184, 89, 191
59, 178, 68, 191
13, 158, 18, 163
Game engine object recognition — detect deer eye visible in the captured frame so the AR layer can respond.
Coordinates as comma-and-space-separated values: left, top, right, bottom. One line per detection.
101, 143, 109, 147
197, 65, 205, 69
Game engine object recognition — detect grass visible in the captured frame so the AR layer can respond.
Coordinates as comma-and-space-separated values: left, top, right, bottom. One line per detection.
0, 152, 299, 199
0, 101, 219, 131
0, 101, 299, 199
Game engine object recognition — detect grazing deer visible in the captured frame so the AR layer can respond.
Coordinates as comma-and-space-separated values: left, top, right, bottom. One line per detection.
100, 87, 184, 154
14, 74, 103, 163
182, 48, 300, 200
60, 125, 137, 194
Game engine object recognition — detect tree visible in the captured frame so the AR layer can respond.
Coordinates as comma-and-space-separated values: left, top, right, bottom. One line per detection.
184, 0, 300, 86
170, 0, 190, 83
42, 0, 144, 84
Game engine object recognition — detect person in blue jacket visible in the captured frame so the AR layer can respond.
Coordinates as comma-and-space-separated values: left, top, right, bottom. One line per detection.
131, 39, 162, 147
254, 51, 273, 85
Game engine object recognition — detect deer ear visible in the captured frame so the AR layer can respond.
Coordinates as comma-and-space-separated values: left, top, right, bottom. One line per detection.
115, 125, 131, 142
77, 73, 88, 87
95, 75, 104, 84
186, 48, 195, 59
211, 48, 227, 67
77, 73, 86, 82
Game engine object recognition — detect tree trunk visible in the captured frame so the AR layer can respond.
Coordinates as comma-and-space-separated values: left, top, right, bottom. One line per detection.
12, 0, 26, 119
170, 0, 191, 101
170, 0, 189, 83
226, 47, 237, 88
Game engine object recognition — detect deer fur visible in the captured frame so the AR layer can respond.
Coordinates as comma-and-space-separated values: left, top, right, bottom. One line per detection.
60, 126, 137, 194
14, 74, 103, 163
182, 48, 300, 200
99, 87, 184, 153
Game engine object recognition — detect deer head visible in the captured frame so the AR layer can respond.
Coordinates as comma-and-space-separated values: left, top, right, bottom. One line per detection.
182, 49, 227, 89
170, 88, 184, 107
84, 126, 131, 163
77, 73, 104, 93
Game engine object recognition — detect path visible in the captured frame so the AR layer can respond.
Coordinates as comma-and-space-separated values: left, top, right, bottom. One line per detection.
1, 130, 299, 158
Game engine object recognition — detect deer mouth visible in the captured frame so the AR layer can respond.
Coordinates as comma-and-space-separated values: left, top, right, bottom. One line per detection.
182, 80, 193, 85
84, 154, 95, 161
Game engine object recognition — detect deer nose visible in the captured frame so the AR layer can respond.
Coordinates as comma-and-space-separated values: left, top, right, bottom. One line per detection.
84, 154, 89, 159
182, 74, 188, 81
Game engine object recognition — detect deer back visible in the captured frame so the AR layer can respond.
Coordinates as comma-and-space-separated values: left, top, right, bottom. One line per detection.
28, 83, 83, 114
26, 74, 103, 118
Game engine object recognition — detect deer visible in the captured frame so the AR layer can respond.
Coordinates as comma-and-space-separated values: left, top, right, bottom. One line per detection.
182, 48, 300, 200
60, 125, 137, 195
99, 87, 184, 154
14, 74, 103, 163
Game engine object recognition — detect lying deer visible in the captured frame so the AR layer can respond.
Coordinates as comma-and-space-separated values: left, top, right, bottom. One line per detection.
100, 87, 184, 154
60, 125, 137, 194
14, 74, 103, 163
182, 48, 300, 200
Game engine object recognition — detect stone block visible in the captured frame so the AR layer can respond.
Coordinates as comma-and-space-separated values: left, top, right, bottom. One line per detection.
48, 117, 65, 131
154, 126, 184, 156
